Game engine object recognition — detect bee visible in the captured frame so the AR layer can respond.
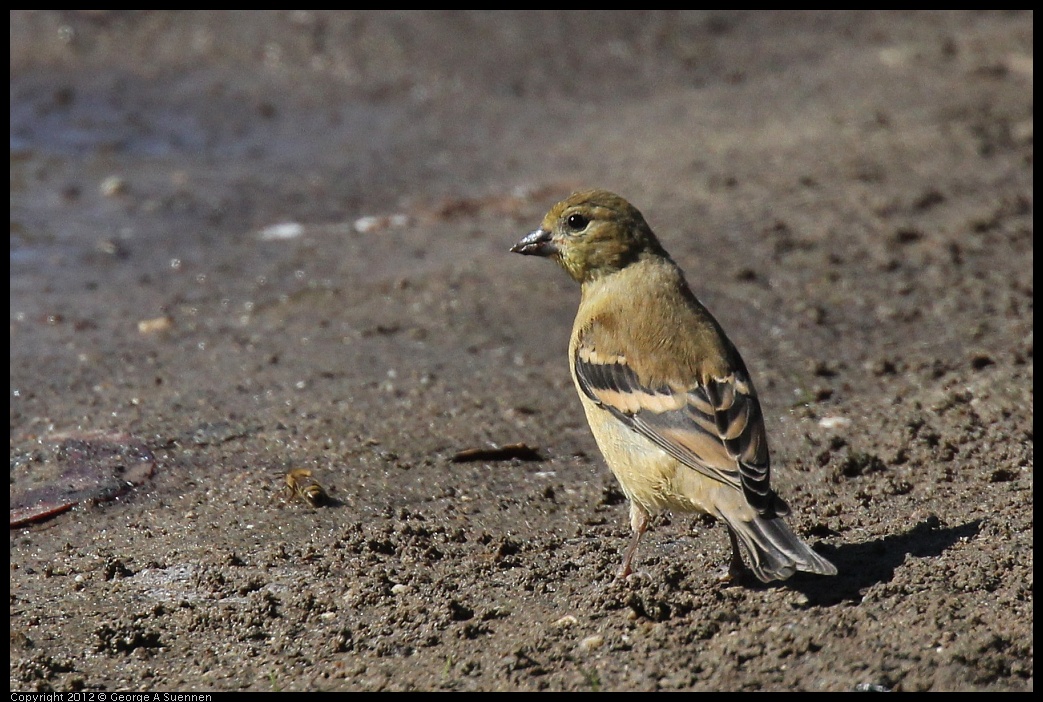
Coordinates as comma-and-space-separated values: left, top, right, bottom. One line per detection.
285, 469, 329, 507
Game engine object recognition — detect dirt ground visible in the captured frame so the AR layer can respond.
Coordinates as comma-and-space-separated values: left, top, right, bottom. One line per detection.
9, 11, 1033, 692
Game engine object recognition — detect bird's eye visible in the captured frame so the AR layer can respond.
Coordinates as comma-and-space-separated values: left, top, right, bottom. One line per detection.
566, 213, 589, 231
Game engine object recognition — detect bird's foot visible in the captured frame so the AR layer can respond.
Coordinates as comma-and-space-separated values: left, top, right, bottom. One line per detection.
715, 560, 748, 587
623, 569, 652, 586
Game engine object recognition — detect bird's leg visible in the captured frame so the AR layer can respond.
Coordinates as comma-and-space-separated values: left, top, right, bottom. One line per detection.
725, 528, 748, 583
619, 503, 649, 578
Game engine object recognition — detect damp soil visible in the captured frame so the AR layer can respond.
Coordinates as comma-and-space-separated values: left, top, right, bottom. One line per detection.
10, 11, 1033, 692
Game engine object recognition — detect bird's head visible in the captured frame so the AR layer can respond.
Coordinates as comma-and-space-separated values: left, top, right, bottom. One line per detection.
511, 189, 665, 283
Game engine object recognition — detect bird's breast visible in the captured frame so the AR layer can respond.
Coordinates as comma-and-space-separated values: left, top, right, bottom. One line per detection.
577, 393, 712, 516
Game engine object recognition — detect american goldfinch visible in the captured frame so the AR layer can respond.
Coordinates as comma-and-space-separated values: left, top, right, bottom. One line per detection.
511, 189, 837, 582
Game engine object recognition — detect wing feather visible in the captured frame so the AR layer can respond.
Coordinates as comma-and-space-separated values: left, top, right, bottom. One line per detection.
575, 337, 781, 517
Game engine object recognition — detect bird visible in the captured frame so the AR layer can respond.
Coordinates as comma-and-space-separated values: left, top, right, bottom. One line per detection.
511, 189, 837, 583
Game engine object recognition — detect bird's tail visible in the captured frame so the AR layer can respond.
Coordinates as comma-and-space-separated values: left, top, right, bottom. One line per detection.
728, 514, 837, 582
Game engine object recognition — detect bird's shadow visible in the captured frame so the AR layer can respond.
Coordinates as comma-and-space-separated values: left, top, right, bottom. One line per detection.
771, 516, 982, 607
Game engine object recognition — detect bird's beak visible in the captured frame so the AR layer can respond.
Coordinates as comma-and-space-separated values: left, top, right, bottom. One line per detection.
511, 228, 557, 257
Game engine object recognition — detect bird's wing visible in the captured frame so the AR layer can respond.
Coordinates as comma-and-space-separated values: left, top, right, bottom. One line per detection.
574, 335, 779, 516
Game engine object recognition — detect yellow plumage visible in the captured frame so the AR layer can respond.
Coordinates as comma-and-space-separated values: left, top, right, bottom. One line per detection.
513, 189, 836, 582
